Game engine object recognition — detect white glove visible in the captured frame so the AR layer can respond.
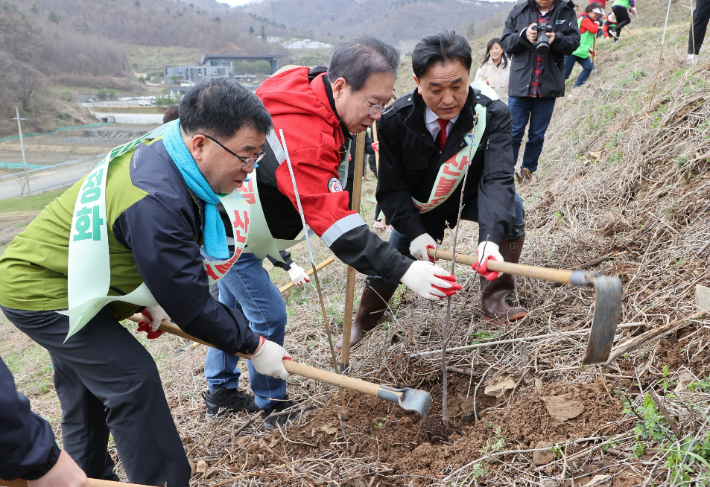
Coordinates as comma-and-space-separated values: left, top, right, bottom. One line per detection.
471, 241, 505, 281
143, 305, 170, 332
287, 263, 310, 287
409, 233, 437, 262
249, 337, 291, 380
400, 261, 462, 300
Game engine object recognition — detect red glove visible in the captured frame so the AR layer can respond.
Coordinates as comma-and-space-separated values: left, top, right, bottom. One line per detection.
471, 242, 504, 282
136, 309, 164, 339
432, 273, 461, 297
372, 141, 380, 151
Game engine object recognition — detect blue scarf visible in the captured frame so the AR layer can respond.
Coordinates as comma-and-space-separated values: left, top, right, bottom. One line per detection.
163, 119, 230, 259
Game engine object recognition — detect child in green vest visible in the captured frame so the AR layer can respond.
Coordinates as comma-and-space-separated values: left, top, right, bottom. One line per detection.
564, 3, 605, 88
611, 0, 636, 40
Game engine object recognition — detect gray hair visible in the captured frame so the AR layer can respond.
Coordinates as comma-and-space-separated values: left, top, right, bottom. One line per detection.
328, 37, 399, 91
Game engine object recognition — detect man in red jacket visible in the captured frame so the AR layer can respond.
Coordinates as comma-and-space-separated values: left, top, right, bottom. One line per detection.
204, 38, 461, 428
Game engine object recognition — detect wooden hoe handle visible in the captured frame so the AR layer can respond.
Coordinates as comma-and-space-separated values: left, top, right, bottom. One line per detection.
157, 322, 401, 401
428, 248, 579, 285
278, 256, 336, 294
1, 478, 149, 487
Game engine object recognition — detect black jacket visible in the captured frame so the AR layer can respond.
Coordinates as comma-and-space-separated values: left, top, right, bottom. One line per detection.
115, 140, 258, 355
0, 357, 60, 481
377, 86, 516, 245
501, 0, 580, 98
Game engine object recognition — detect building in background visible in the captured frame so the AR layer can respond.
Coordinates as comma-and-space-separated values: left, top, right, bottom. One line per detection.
283, 39, 333, 49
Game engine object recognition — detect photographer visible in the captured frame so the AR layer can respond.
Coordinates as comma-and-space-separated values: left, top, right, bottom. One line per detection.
501, 0, 580, 182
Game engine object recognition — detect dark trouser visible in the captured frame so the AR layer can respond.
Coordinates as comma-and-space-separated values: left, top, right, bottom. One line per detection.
612, 5, 631, 37
508, 96, 557, 173
366, 192, 525, 291
689, 0, 710, 54
0, 306, 191, 487
369, 157, 383, 221
564, 54, 594, 88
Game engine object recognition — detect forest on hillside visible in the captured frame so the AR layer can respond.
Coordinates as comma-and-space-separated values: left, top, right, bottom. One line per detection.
0, 0, 296, 135
240, 0, 515, 45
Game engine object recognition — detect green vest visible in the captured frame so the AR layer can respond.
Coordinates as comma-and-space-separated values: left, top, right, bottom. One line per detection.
612, 0, 630, 8
572, 16, 595, 59
0, 138, 174, 319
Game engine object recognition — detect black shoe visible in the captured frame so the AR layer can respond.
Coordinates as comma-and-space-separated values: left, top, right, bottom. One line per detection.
261, 395, 300, 430
203, 388, 259, 419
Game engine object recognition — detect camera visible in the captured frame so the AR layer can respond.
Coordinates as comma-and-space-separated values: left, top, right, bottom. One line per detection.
534, 21, 554, 55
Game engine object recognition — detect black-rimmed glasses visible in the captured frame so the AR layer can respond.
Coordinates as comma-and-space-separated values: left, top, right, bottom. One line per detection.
357, 91, 384, 116
199, 134, 265, 169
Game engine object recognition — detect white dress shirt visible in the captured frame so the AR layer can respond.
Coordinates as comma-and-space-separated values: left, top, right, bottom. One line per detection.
424, 106, 459, 144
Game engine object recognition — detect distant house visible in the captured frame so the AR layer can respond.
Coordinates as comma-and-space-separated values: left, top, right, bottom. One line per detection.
164, 64, 229, 84
284, 39, 334, 49
164, 54, 284, 84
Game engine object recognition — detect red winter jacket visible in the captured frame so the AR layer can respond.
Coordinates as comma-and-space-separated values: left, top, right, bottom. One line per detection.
254, 67, 412, 283
579, 13, 600, 34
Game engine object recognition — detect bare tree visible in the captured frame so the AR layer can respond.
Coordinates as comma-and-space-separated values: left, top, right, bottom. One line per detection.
15, 62, 44, 112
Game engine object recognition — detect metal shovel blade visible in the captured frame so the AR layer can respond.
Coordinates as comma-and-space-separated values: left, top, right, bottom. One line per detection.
696, 285, 710, 313
583, 276, 623, 364
377, 385, 433, 421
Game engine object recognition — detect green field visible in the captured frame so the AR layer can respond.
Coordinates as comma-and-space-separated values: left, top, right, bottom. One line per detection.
0, 189, 65, 213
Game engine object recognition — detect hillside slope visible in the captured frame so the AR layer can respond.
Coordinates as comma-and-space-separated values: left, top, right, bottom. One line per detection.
2, 4, 710, 486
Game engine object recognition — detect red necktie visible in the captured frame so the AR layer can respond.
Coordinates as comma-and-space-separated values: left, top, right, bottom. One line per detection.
435, 118, 448, 150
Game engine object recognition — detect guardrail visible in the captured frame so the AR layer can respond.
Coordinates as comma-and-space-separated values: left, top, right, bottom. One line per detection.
0, 155, 105, 182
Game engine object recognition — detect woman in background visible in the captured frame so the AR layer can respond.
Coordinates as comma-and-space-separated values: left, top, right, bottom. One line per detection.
474, 38, 510, 103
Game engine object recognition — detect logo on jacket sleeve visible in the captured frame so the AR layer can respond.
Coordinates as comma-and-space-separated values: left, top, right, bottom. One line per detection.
328, 178, 343, 193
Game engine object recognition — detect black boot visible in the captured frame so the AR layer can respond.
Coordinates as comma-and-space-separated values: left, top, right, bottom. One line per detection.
203, 388, 259, 419
335, 281, 398, 352
481, 225, 528, 323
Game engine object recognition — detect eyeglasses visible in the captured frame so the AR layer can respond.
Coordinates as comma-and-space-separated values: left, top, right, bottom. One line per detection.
199, 134, 265, 169
357, 91, 384, 116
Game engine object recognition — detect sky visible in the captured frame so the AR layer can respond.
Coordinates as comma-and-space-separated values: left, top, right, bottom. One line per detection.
222, 0, 259, 5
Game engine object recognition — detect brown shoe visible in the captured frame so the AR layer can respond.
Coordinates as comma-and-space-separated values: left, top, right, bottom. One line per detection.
515, 167, 533, 184
480, 233, 528, 324
335, 284, 397, 352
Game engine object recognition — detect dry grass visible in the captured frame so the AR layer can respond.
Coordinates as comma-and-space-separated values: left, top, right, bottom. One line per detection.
2, 16, 710, 487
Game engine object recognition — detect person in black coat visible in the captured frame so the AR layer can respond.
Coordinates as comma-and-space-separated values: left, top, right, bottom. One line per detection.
0, 356, 89, 487
501, 0, 580, 182
336, 31, 528, 351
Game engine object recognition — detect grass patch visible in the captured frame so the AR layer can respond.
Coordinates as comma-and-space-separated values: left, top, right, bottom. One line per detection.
0, 189, 65, 213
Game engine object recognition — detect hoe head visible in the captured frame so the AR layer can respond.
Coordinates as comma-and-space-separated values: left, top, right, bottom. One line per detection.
377, 385, 433, 421
582, 275, 623, 364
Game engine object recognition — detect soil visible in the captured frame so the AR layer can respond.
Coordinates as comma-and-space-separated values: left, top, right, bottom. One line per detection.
229, 376, 627, 484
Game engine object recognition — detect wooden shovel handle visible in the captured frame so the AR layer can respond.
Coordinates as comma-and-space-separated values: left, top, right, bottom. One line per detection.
278, 256, 336, 294
428, 248, 576, 285
1, 478, 149, 487
156, 322, 394, 400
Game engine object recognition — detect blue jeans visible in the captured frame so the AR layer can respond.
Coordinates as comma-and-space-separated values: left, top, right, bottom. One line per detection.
204, 252, 287, 409
564, 55, 594, 88
508, 96, 557, 173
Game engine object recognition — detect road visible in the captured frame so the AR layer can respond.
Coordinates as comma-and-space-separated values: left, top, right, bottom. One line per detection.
0, 158, 99, 199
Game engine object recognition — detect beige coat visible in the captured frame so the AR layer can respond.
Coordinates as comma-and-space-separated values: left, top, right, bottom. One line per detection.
474, 57, 510, 104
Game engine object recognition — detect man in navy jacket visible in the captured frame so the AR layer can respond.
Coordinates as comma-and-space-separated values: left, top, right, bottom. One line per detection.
0, 356, 88, 486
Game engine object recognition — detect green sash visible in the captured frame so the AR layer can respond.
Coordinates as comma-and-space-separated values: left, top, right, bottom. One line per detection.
60, 127, 252, 340
412, 81, 495, 213
237, 170, 304, 262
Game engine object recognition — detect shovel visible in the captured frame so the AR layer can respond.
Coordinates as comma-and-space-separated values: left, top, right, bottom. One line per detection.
428, 249, 623, 364
155, 320, 432, 420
